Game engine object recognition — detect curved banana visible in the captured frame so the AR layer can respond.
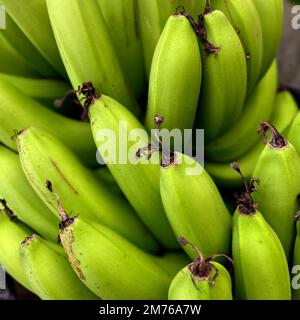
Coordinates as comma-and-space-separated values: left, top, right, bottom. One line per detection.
88, 92, 178, 249
137, 0, 205, 77
206, 90, 299, 188
20, 234, 98, 300
211, 0, 263, 94
293, 215, 300, 300
0, 145, 58, 242
0, 78, 96, 166
97, 0, 146, 100
17, 126, 159, 254
2, 0, 66, 77
145, 13, 201, 133
253, 0, 284, 79
46, 0, 139, 116
195, 9, 247, 142
252, 123, 300, 259
160, 153, 232, 259
205, 60, 277, 163
232, 163, 291, 300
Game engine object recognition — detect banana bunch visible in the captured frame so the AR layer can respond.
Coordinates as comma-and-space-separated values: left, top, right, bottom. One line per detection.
2, 0, 300, 302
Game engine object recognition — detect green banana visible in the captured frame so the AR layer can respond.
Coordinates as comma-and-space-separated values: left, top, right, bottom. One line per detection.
205, 60, 277, 162
20, 234, 98, 300
46, 0, 139, 116
87, 90, 177, 249
232, 163, 291, 300
0, 208, 33, 292
253, 0, 284, 79
2, 0, 66, 77
168, 238, 233, 300
287, 111, 300, 158
252, 123, 300, 259
195, 9, 247, 141
293, 214, 300, 300
206, 90, 299, 188
17, 126, 159, 254
94, 167, 123, 196
211, 0, 263, 94
97, 0, 146, 100
0, 145, 58, 242
0, 78, 96, 166
145, 13, 201, 133
160, 152, 232, 259
137, 0, 205, 77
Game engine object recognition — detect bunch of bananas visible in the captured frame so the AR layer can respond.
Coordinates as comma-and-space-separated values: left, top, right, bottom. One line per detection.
0, 0, 299, 301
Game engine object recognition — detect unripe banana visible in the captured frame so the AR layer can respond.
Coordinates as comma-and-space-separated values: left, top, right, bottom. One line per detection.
2, 0, 66, 77
87, 89, 177, 249
17, 127, 159, 254
168, 237, 233, 300
20, 234, 98, 300
145, 13, 201, 133
46, 0, 139, 116
252, 123, 300, 259
253, 0, 284, 79
0, 78, 96, 166
211, 0, 263, 94
137, 0, 205, 77
0, 145, 58, 242
195, 9, 247, 141
293, 215, 300, 300
98, 0, 146, 100
232, 163, 291, 300
205, 60, 277, 162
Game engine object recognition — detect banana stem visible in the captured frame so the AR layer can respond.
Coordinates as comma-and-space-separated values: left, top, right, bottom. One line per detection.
258, 122, 287, 148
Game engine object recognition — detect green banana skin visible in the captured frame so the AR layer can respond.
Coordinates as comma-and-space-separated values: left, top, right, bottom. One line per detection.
0, 78, 96, 166
0, 209, 34, 292
89, 94, 178, 249
205, 60, 277, 162
0, 145, 59, 242
293, 217, 300, 300
137, 0, 205, 77
211, 0, 263, 95
233, 208, 291, 300
196, 10, 247, 142
160, 153, 232, 259
168, 262, 232, 300
287, 111, 300, 158
253, 0, 283, 79
20, 234, 98, 300
206, 90, 299, 188
46, 0, 139, 116
17, 126, 159, 254
145, 14, 201, 133
98, 0, 146, 100
252, 125, 300, 259
2, 0, 66, 77
60, 216, 172, 300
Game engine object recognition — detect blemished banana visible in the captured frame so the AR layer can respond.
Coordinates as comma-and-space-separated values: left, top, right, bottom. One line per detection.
205, 60, 277, 163
253, 0, 284, 79
88, 91, 178, 249
206, 90, 299, 189
168, 238, 233, 300
160, 153, 232, 259
137, 0, 205, 77
0, 208, 33, 292
195, 9, 247, 142
20, 234, 98, 300
2, 0, 66, 77
232, 163, 291, 300
0, 78, 96, 166
97, 0, 146, 100
17, 127, 160, 254
46, 0, 139, 116
145, 13, 201, 133
0, 145, 58, 242
0, 73, 70, 109
252, 123, 300, 259
293, 215, 300, 300
211, 0, 263, 94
